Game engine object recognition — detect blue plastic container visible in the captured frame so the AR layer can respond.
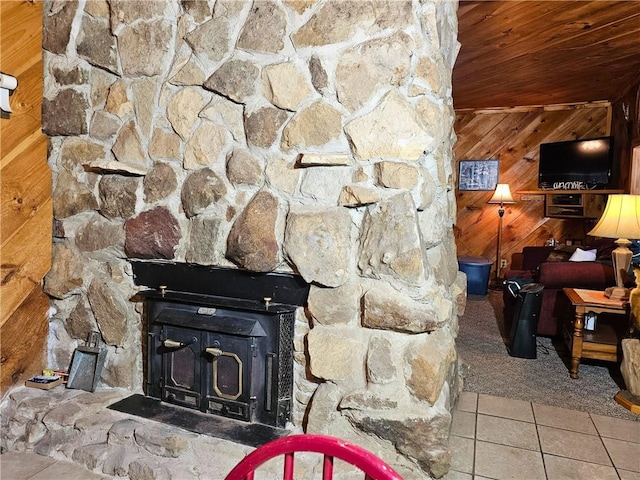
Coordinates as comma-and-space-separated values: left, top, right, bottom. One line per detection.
458, 256, 492, 295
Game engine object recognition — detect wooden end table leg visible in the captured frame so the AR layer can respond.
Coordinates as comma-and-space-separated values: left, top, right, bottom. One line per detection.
570, 310, 585, 379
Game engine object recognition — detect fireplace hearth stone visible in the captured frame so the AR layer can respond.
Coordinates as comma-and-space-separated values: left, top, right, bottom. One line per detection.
108, 394, 289, 447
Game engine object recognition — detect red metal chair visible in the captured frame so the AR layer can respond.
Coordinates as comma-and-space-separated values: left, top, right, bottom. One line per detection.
225, 434, 404, 480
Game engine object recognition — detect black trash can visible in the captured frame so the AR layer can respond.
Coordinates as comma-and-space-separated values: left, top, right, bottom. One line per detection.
508, 283, 544, 359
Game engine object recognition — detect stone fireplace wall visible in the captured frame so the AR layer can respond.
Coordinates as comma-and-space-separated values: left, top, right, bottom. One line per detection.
41, 0, 465, 477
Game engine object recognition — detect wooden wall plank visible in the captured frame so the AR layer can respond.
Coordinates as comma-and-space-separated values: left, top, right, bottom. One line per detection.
0, 286, 49, 396
1, 198, 52, 326
1, 136, 49, 245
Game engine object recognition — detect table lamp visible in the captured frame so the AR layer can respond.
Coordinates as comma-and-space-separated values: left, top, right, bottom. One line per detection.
587, 194, 640, 300
488, 183, 515, 281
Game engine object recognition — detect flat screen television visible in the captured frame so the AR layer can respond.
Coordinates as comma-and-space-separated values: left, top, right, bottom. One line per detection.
538, 136, 614, 190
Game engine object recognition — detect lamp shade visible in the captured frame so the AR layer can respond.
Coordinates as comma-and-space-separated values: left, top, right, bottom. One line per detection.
588, 194, 640, 240
488, 184, 515, 205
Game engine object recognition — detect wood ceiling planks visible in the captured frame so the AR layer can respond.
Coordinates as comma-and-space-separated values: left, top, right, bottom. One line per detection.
454, 1, 640, 109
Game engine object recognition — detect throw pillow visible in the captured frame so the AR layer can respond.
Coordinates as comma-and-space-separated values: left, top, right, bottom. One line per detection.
545, 244, 578, 262
569, 248, 597, 262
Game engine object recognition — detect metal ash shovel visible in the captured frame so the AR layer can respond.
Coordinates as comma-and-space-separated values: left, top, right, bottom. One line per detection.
67, 331, 106, 392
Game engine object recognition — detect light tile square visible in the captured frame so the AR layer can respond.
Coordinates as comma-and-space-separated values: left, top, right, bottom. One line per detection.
538, 425, 611, 466
602, 436, 640, 472
477, 394, 534, 423
0, 452, 55, 479
591, 413, 640, 443
619, 469, 640, 480
451, 410, 476, 439
456, 391, 478, 413
533, 403, 597, 435
474, 440, 545, 480
30, 461, 112, 480
449, 435, 474, 474
543, 454, 619, 480
442, 469, 473, 480
476, 414, 539, 451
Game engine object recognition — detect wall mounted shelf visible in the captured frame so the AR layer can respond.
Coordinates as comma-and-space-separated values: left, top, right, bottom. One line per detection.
516, 190, 624, 219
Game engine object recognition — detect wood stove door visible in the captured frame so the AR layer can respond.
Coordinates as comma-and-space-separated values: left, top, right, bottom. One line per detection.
202, 332, 255, 422
160, 325, 202, 409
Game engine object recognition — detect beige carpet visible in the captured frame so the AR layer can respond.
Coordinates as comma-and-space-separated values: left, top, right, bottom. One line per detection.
456, 289, 639, 421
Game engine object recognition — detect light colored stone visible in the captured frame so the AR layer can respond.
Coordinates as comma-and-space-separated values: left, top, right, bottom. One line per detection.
186, 216, 221, 265
621, 338, 640, 397
52, 170, 98, 219
185, 16, 230, 62
112, 121, 148, 167
90, 111, 121, 140
109, 0, 166, 25
362, 282, 440, 334
105, 80, 133, 118
167, 88, 206, 140
263, 62, 312, 110
298, 153, 351, 166
43, 241, 85, 299
307, 326, 367, 382
237, 1, 286, 53
132, 78, 158, 138
339, 185, 380, 207
284, 208, 352, 287
405, 329, 457, 404
91, 68, 116, 108
336, 31, 413, 112
60, 137, 107, 173
226, 190, 281, 272
345, 91, 434, 161
203, 58, 258, 103
358, 192, 425, 285
307, 282, 361, 326
87, 159, 147, 176
265, 157, 300, 194
84, 0, 109, 18
184, 120, 229, 169
226, 149, 263, 186
300, 167, 350, 203
281, 101, 342, 152
367, 336, 398, 384
292, 1, 412, 47
149, 128, 181, 160
376, 161, 419, 189
118, 19, 173, 77
201, 95, 246, 143
170, 56, 206, 86
283, 0, 314, 14
87, 278, 129, 346
134, 424, 190, 458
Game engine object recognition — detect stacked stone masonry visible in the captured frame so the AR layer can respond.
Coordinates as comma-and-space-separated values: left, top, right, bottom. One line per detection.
36, 1, 468, 478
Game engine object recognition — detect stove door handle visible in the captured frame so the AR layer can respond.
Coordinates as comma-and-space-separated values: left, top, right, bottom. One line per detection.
163, 339, 183, 348
206, 347, 223, 357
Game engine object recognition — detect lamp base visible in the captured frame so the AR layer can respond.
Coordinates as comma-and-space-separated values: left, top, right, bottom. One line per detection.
614, 389, 640, 414
604, 286, 631, 301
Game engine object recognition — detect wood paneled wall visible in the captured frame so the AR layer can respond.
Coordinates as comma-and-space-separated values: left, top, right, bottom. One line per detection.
1, 0, 51, 395
453, 103, 611, 278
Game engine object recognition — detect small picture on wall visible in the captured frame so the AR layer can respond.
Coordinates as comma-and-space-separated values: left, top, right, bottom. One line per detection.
458, 160, 500, 191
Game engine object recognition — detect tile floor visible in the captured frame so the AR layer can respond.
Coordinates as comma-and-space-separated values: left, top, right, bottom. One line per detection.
446, 392, 640, 480
2, 392, 639, 479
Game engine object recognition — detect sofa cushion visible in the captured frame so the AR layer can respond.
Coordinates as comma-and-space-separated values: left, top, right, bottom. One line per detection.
545, 244, 578, 262
568, 248, 597, 262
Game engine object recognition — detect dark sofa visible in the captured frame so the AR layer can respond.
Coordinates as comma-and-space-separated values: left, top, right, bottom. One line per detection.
503, 242, 616, 336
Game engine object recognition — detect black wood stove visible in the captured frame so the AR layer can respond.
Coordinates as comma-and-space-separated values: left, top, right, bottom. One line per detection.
129, 261, 309, 430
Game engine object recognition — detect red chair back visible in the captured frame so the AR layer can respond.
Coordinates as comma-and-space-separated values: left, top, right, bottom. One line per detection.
225, 434, 404, 480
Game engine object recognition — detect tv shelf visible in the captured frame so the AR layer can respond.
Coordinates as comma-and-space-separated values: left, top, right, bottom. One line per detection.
517, 190, 624, 219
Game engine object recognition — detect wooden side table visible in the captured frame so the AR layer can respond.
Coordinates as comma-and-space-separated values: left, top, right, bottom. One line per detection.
562, 288, 628, 379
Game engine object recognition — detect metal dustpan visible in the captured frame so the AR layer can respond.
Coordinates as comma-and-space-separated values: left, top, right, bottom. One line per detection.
67, 331, 106, 392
